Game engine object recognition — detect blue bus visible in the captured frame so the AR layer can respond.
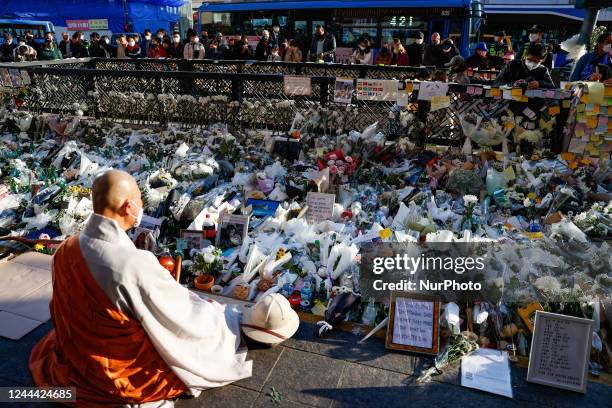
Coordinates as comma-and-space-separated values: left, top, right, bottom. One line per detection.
0, 19, 55, 46
198, 0, 482, 58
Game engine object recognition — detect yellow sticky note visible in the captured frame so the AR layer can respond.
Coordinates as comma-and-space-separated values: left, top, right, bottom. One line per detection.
405, 82, 413, 93
511, 88, 522, 96
587, 117, 598, 128
379, 228, 392, 240
491, 88, 501, 97
580, 94, 589, 103
577, 104, 585, 113
518, 96, 529, 103
548, 106, 560, 115
605, 86, 612, 97
430, 95, 451, 111
591, 135, 601, 142
585, 82, 605, 104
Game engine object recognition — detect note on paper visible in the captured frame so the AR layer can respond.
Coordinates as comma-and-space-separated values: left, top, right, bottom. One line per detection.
462, 349, 513, 398
511, 88, 523, 97
392, 298, 434, 349
417, 81, 449, 101
305, 192, 335, 223
284, 76, 312, 96
584, 82, 604, 105
430, 95, 451, 112
356, 79, 399, 101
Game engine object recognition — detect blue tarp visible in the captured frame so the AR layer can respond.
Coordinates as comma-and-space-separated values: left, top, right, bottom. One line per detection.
0, 0, 184, 33
200, 0, 470, 12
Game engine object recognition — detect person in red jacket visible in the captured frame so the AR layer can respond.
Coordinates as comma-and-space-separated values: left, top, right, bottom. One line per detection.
391, 40, 409, 66
148, 38, 169, 59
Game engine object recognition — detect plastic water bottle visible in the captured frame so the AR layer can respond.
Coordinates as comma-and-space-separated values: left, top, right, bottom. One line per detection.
361, 297, 377, 326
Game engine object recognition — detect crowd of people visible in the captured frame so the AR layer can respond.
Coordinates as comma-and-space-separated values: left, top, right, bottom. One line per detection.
1, 23, 611, 85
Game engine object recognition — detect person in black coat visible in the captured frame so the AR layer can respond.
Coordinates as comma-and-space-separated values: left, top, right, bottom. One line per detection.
406, 31, 425, 66
91, 36, 116, 58
69, 32, 89, 58
1, 34, 17, 62
494, 43, 554, 89
255, 30, 273, 61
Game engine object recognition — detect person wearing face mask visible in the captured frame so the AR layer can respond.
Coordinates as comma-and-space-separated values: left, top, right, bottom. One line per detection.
39, 33, 62, 60
465, 42, 489, 70
375, 41, 393, 65
1, 34, 17, 62
148, 37, 168, 59
68, 31, 89, 58
406, 31, 425, 66
140, 28, 153, 57
200, 30, 210, 47
351, 38, 372, 65
29, 170, 252, 407
88, 32, 100, 55
156, 28, 166, 43
518, 25, 552, 69
255, 30, 273, 61
494, 43, 554, 89
183, 32, 206, 59
125, 36, 141, 58
309, 24, 336, 62
92, 35, 116, 58
168, 32, 184, 58
58, 32, 71, 58
438, 39, 458, 67
423, 32, 443, 67
571, 32, 612, 82
23, 29, 37, 51
487, 31, 510, 70
115, 34, 127, 58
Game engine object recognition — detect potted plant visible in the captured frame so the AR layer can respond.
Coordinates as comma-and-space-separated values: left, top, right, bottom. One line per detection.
192, 246, 223, 292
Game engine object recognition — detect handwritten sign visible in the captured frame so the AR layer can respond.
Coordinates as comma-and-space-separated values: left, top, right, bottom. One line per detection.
386, 292, 439, 355
305, 192, 335, 223
284, 76, 311, 96
527, 311, 593, 393
417, 81, 449, 101
356, 79, 398, 101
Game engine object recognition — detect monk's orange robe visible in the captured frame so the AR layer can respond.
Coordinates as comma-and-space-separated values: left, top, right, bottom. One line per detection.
29, 236, 187, 406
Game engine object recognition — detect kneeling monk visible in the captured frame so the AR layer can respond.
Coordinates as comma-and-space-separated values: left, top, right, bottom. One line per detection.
29, 170, 252, 407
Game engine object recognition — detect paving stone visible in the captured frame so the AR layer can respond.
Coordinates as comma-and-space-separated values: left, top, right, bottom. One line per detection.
284, 322, 416, 375
175, 385, 259, 408
235, 342, 285, 392
252, 391, 316, 408
0, 321, 53, 386
262, 347, 346, 408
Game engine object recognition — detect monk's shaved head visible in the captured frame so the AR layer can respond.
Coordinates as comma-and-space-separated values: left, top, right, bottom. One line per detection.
92, 170, 140, 213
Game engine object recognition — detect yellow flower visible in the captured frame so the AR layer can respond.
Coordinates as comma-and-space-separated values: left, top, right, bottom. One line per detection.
34, 243, 45, 252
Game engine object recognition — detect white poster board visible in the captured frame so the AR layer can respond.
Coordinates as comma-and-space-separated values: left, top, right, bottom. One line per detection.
462, 349, 513, 398
356, 79, 398, 101
284, 76, 312, 96
391, 297, 434, 349
417, 81, 449, 101
527, 311, 594, 393
305, 192, 335, 223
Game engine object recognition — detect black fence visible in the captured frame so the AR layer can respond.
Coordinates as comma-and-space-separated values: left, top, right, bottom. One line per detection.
3, 59, 573, 148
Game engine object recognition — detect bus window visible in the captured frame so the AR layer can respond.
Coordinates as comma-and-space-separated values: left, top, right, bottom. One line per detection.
448, 20, 462, 49
381, 15, 426, 46
338, 17, 377, 48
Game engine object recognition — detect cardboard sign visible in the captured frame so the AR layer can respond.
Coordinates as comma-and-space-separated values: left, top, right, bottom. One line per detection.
527, 311, 594, 393
305, 192, 335, 223
386, 292, 440, 355
334, 78, 354, 104
356, 79, 398, 101
284, 76, 311, 96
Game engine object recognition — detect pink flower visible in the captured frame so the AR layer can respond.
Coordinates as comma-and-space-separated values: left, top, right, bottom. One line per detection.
327, 160, 335, 167
328, 154, 338, 161
330, 165, 338, 174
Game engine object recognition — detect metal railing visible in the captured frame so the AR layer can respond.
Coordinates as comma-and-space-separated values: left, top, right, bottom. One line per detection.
1, 60, 573, 149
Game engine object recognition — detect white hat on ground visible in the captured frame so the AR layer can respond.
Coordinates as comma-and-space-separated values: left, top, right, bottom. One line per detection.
241, 293, 300, 344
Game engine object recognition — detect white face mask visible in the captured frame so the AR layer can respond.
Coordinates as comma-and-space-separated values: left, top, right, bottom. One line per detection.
102, 38, 109, 45
128, 200, 143, 228
604, 44, 612, 53
192, 37, 199, 43
415, 39, 423, 45
494, 36, 500, 43
128, 41, 135, 47
173, 37, 180, 43
525, 60, 540, 70
145, 35, 151, 40
80, 35, 84, 41
529, 33, 539, 42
